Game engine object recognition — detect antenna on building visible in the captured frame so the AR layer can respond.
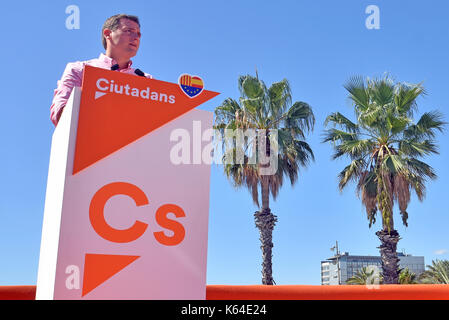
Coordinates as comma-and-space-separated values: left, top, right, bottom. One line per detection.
330, 241, 341, 285
330, 240, 340, 256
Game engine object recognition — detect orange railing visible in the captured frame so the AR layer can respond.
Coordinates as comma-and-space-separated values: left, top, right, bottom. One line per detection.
1, 285, 448, 300
207, 284, 449, 300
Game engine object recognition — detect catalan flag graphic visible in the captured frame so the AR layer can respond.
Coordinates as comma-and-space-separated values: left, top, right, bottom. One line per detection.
179, 74, 204, 98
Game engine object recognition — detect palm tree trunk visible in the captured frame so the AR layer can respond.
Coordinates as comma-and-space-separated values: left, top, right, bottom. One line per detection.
261, 175, 270, 210
254, 176, 277, 285
376, 229, 400, 284
376, 170, 400, 284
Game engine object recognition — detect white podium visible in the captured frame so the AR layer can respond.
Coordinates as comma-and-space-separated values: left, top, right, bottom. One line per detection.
37, 66, 218, 299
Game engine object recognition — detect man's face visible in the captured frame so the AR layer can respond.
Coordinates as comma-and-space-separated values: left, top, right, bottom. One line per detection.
104, 18, 141, 58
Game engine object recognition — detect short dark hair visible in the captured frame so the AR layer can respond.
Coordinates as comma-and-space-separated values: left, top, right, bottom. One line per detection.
102, 14, 140, 49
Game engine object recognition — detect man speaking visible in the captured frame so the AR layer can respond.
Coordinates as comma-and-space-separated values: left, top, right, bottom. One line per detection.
50, 14, 151, 126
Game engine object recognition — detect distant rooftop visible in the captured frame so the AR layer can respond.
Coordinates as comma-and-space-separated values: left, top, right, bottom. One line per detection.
325, 251, 415, 261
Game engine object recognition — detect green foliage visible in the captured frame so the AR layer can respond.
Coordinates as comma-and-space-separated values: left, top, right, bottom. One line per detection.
346, 266, 421, 285
214, 75, 315, 207
323, 75, 445, 231
346, 266, 383, 285
419, 260, 449, 284
398, 268, 418, 284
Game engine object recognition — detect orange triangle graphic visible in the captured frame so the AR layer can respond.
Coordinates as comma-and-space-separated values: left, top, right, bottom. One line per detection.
73, 66, 219, 175
82, 253, 140, 297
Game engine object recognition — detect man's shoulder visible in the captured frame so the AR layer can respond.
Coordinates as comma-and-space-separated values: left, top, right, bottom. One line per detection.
62, 56, 103, 78
65, 55, 104, 68
63, 56, 154, 79
63, 59, 88, 73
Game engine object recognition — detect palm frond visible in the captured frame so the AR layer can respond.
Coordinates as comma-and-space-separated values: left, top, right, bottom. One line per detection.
398, 139, 439, 158
388, 115, 411, 136
382, 154, 406, 175
393, 82, 425, 116
371, 77, 395, 107
335, 139, 374, 160
404, 111, 446, 140
346, 266, 382, 285
393, 174, 411, 227
357, 170, 378, 227
240, 97, 264, 126
214, 98, 241, 126
267, 79, 292, 122
405, 158, 437, 180
238, 75, 266, 99
344, 76, 370, 112
399, 268, 418, 284
324, 112, 359, 133
419, 260, 449, 284
338, 158, 366, 191
282, 101, 315, 133
322, 128, 358, 144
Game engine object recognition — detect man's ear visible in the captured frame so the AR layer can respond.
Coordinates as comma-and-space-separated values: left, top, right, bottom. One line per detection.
103, 28, 112, 41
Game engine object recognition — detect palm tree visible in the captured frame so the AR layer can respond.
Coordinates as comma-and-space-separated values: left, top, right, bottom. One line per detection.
323, 75, 445, 284
347, 266, 417, 285
398, 267, 418, 284
419, 260, 449, 284
346, 266, 383, 285
214, 74, 315, 285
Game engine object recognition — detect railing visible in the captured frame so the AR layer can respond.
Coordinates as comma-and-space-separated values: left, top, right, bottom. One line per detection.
1, 285, 448, 300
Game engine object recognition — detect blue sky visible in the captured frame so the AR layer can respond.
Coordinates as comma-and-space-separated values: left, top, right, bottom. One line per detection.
0, 0, 448, 285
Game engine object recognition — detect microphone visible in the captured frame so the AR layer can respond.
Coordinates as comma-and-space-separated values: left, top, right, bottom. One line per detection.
111, 64, 119, 71
135, 69, 145, 77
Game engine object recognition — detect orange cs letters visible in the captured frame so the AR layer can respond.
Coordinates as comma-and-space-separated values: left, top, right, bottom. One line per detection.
89, 182, 149, 243
89, 182, 186, 246
153, 204, 186, 246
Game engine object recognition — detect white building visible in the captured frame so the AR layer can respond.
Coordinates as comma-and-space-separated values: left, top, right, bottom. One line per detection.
321, 252, 425, 285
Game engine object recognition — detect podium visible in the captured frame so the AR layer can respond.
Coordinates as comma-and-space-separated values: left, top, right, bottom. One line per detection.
36, 66, 219, 299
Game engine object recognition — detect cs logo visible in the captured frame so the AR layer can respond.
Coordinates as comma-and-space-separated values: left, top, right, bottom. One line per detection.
79, 182, 186, 297
89, 182, 186, 245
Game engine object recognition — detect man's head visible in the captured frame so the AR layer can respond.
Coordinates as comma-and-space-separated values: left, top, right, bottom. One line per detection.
102, 14, 141, 60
